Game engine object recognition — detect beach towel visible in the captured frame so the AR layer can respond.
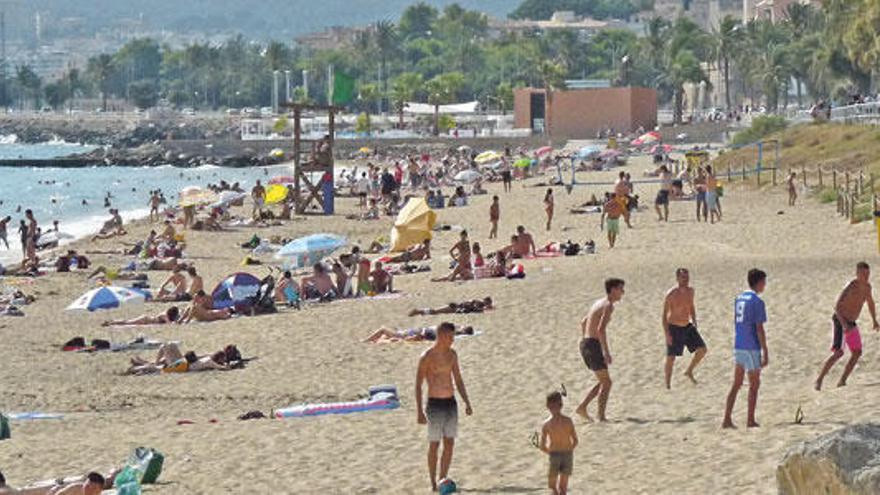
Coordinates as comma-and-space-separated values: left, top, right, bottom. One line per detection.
7, 412, 63, 420
274, 385, 399, 419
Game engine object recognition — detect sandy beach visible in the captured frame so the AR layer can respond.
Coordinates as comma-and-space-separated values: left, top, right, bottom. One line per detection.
1, 153, 876, 494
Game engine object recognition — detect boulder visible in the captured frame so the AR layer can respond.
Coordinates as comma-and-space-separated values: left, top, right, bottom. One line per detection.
777, 423, 880, 495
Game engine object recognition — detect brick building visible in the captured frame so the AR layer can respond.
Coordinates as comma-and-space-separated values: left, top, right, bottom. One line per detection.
513, 87, 658, 138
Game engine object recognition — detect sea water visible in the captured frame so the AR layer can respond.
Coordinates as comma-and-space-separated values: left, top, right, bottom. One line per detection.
0, 141, 297, 265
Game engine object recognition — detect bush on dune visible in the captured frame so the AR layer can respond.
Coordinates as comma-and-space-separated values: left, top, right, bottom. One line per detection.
731, 115, 788, 146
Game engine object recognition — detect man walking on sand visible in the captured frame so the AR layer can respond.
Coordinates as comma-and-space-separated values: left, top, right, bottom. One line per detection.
815, 262, 880, 390
251, 180, 266, 220
600, 194, 623, 248
662, 268, 707, 389
723, 269, 769, 429
416, 322, 473, 492
575, 278, 625, 423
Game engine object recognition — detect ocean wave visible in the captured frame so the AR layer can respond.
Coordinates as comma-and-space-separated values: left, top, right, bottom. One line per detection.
0, 134, 18, 144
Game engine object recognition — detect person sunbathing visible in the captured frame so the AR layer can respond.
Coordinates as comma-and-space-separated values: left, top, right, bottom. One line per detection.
102, 306, 180, 327
385, 239, 431, 263
274, 270, 299, 302
409, 297, 493, 316
153, 266, 190, 302
331, 262, 352, 297
0, 470, 116, 495
86, 266, 147, 282
364, 325, 475, 343
300, 263, 336, 300
370, 262, 394, 294
177, 292, 233, 324
126, 343, 229, 375
486, 251, 511, 278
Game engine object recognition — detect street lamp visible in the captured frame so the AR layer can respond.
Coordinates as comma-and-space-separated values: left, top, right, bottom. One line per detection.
284, 70, 291, 103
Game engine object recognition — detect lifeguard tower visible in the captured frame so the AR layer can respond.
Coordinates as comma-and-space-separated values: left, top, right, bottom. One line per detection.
282, 103, 339, 215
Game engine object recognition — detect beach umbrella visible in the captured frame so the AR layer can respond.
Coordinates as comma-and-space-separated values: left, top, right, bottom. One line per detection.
211, 272, 262, 309
179, 186, 218, 207
268, 176, 296, 185
212, 191, 246, 207
358, 147, 372, 154
577, 146, 601, 159
275, 233, 347, 268
535, 146, 553, 157
264, 184, 289, 205
67, 286, 150, 312
453, 169, 482, 183
649, 144, 673, 154
513, 158, 532, 168
474, 151, 502, 164
631, 131, 661, 146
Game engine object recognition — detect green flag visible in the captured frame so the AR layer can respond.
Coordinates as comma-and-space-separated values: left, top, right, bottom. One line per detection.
332, 70, 356, 105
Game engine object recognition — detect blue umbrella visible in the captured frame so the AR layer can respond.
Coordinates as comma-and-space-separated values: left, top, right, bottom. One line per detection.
577, 145, 601, 159
67, 286, 151, 312
275, 233, 347, 268
211, 272, 262, 309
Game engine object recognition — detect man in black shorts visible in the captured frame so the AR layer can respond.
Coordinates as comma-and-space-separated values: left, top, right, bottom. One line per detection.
662, 268, 707, 389
409, 297, 493, 316
655, 165, 672, 222
575, 278, 624, 423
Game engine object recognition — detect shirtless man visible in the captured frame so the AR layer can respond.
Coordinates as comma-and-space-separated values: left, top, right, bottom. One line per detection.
187, 266, 203, 297
149, 191, 161, 222
416, 322, 473, 492
655, 166, 672, 222
386, 240, 431, 263
370, 262, 394, 293
251, 180, 266, 220
432, 231, 472, 282
102, 306, 180, 327
575, 278, 625, 423
600, 194, 623, 248
613, 172, 632, 228
662, 268, 707, 389
24, 209, 37, 266
513, 226, 536, 258
159, 220, 176, 242
787, 171, 797, 207
489, 196, 500, 239
815, 262, 880, 390
300, 263, 336, 299
155, 265, 189, 302
51, 472, 105, 495
178, 291, 233, 323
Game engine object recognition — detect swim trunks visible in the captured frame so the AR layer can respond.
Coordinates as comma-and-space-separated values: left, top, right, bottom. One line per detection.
832, 315, 862, 352
426, 397, 458, 442
549, 451, 574, 477
667, 323, 706, 357
733, 349, 761, 372
606, 218, 620, 235
580, 338, 607, 371
655, 189, 670, 206
501, 171, 512, 182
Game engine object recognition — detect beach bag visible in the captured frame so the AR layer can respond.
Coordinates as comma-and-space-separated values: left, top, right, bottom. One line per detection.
91, 339, 111, 350
129, 447, 165, 484
0, 412, 10, 440
562, 242, 581, 256
114, 466, 141, 495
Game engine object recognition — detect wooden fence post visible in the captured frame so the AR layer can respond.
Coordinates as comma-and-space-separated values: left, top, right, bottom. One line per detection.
727, 165, 731, 183
837, 191, 843, 215
818, 168, 823, 188
802, 165, 807, 188
757, 167, 762, 187
772, 166, 777, 186
833, 169, 837, 190
846, 172, 851, 193
859, 171, 865, 197
742, 164, 747, 182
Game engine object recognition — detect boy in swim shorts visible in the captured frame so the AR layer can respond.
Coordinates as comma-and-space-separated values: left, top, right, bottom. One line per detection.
815, 262, 880, 390
723, 269, 769, 429
575, 278, 624, 422
540, 391, 578, 495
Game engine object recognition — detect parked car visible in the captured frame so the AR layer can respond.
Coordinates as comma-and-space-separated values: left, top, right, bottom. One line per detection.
242, 107, 256, 116
260, 107, 274, 117
181, 107, 196, 116
225, 108, 240, 115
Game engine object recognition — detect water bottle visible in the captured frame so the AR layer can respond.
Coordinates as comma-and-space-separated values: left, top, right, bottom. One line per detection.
70, 257, 78, 271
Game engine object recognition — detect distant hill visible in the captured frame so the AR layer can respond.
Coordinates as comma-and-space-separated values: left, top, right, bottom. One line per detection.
25, 0, 518, 40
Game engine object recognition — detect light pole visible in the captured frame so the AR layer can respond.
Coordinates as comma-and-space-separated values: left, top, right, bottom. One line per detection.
284, 70, 291, 103
272, 70, 280, 114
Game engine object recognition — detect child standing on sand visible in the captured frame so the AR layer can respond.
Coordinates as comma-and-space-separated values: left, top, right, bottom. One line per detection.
540, 391, 578, 495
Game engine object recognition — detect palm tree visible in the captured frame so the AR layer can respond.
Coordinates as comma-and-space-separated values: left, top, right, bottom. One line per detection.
713, 16, 741, 110
373, 20, 399, 113
538, 60, 567, 136
390, 72, 423, 128
425, 72, 464, 136
661, 50, 706, 124
87, 54, 114, 111
358, 82, 381, 115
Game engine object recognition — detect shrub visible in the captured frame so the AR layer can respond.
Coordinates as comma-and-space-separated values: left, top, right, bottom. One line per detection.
732, 115, 788, 146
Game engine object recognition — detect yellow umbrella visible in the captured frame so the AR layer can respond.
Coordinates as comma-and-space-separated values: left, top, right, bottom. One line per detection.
358, 147, 372, 154
265, 184, 289, 205
474, 151, 502, 164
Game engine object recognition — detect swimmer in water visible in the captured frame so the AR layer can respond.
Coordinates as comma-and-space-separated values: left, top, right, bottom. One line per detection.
104, 198, 111, 208
82, 199, 88, 206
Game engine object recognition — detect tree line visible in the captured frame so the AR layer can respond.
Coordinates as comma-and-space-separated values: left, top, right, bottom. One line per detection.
6, 1, 880, 125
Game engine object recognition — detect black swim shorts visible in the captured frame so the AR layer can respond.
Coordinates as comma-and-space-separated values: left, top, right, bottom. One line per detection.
666, 323, 706, 357
580, 338, 607, 371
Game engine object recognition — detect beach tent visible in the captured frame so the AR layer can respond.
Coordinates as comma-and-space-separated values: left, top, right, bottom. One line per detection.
274, 234, 347, 268
211, 272, 261, 309
264, 184, 289, 205
390, 198, 436, 252
67, 286, 150, 312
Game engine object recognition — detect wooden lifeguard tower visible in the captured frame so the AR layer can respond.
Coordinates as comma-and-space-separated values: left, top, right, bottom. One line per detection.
282, 103, 339, 214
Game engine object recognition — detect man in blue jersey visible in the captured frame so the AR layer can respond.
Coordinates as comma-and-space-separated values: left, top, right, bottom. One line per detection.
722, 269, 769, 429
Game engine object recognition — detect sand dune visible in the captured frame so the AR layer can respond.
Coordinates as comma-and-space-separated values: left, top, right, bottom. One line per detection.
1, 154, 876, 494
